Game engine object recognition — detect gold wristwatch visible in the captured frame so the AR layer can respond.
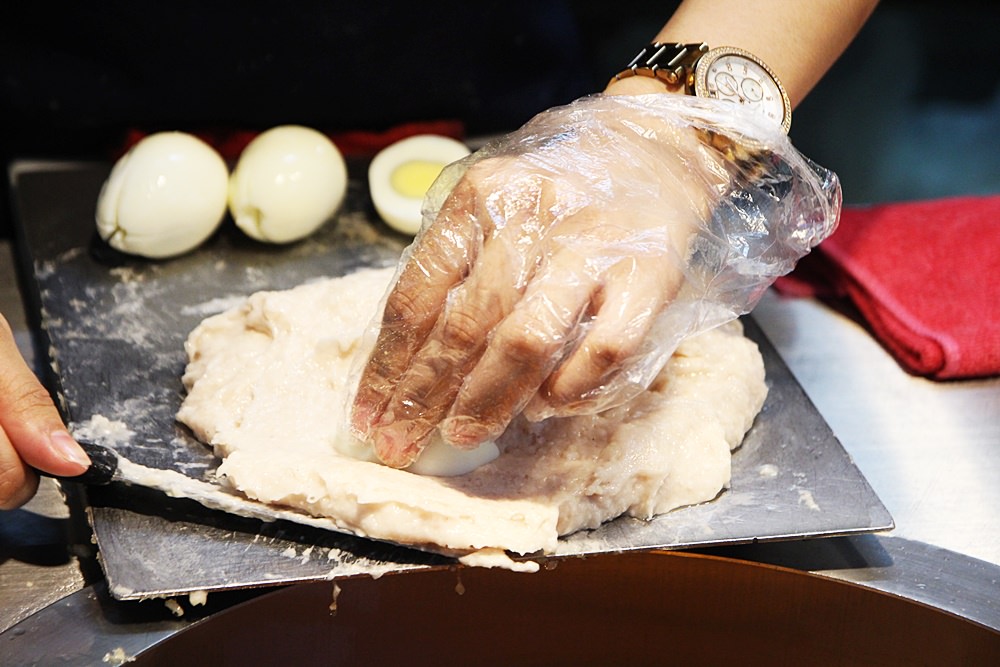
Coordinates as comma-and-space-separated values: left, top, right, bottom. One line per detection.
612, 42, 792, 133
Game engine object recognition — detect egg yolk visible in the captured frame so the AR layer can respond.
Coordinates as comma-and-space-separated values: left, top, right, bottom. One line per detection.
390, 161, 446, 199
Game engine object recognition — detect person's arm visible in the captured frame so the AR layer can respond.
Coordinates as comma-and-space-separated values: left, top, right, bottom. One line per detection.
606, 0, 879, 107
353, 1, 875, 468
0, 314, 90, 509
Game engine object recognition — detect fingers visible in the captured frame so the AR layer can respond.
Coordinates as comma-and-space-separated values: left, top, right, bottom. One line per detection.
351, 178, 482, 441
440, 250, 595, 447
0, 430, 38, 510
529, 255, 681, 419
362, 160, 560, 467
0, 428, 38, 510
369, 240, 524, 466
0, 315, 90, 509
367, 272, 514, 465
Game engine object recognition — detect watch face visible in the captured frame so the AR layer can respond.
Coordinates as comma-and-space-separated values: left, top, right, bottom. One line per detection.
695, 47, 791, 133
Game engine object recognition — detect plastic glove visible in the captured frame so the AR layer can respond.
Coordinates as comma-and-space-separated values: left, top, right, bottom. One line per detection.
351, 93, 840, 468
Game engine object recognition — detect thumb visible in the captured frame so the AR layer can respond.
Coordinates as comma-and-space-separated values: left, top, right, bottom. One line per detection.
0, 316, 90, 478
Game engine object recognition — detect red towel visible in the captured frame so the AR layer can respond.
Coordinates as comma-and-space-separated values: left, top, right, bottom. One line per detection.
775, 195, 1000, 380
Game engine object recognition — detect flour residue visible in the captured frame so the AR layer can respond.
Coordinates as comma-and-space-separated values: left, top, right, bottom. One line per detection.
109, 266, 149, 284
758, 463, 779, 478
71, 414, 135, 446
180, 295, 249, 317
102, 647, 135, 665
797, 489, 821, 511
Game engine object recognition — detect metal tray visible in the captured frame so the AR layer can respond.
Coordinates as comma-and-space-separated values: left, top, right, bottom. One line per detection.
10, 160, 892, 600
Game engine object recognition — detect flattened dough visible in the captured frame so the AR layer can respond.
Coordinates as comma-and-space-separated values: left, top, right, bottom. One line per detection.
177, 267, 767, 558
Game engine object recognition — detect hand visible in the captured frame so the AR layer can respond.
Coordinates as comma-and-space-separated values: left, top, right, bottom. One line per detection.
353, 93, 840, 468
0, 313, 90, 509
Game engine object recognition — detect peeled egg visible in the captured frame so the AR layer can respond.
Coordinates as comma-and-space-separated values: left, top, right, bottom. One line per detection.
333, 426, 499, 477
368, 134, 471, 235
229, 125, 347, 243
405, 434, 500, 477
95, 132, 229, 258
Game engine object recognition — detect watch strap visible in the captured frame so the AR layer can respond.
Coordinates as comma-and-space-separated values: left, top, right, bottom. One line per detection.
612, 42, 708, 91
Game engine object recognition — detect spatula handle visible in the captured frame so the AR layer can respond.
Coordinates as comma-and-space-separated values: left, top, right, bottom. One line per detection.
40, 441, 119, 486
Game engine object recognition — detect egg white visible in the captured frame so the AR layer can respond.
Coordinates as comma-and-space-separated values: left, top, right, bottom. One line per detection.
368, 134, 470, 235
406, 435, 500, 477
95, 132, 229, 258
229, 125, 347, 243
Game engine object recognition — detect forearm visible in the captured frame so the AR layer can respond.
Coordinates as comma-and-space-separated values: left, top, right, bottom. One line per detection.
607, 0, 878, 108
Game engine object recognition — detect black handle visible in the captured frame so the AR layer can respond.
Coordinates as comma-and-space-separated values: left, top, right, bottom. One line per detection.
41, 441, 119, 486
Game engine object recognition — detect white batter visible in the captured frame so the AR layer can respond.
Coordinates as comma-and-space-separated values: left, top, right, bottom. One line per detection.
177, 267, 767, 561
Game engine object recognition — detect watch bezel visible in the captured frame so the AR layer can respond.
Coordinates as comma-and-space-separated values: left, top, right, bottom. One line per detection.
693, 46, 792, 134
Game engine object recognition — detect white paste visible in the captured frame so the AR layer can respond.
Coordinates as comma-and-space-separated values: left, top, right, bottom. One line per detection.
188, 590, 208, 606
177, 267, 767, 558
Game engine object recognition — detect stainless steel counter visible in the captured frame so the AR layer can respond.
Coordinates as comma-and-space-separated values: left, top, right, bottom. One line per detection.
2, 233, 999, 648
752, 292, 1000, 567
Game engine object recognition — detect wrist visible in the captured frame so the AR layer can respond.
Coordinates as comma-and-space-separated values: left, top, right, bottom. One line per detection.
604, 75, 684, 97
608, 41, 792, 133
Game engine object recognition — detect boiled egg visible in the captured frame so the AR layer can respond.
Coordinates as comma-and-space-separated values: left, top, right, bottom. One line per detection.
405, 434, 500, 477
228, 125, 347, 244
95, 132, 229, 258
333, 427, 498, 477
368, 134, 470, 235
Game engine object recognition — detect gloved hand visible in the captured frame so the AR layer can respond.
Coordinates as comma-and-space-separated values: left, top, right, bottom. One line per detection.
351, 92, 840, 468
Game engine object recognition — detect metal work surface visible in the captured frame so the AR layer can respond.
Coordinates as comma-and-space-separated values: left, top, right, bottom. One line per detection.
752, 292, 1000, 568
9, 161, 891, 600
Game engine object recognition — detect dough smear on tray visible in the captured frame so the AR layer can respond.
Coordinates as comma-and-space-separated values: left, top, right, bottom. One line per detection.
177, 267, 766, 563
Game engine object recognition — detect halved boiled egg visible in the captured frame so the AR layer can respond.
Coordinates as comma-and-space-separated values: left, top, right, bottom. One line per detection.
95, 132, 229, 259
229, 125, 347, 243
368, 134, 471, 235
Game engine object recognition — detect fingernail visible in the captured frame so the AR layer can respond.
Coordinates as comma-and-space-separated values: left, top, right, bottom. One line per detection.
373, 432, 401, 466
441, 418, 491, 448
374, 428, 422, 469
50, 431, 92, 470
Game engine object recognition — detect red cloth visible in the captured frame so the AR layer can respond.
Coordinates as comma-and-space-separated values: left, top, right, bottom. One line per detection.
117, 120, 466, 160
775, 195, 1000, 380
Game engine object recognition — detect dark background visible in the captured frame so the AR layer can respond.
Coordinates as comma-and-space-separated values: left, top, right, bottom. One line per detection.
2, 1, 998, 238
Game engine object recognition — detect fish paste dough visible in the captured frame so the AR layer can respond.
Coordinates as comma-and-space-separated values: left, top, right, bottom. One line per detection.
177, 267, 767, 563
